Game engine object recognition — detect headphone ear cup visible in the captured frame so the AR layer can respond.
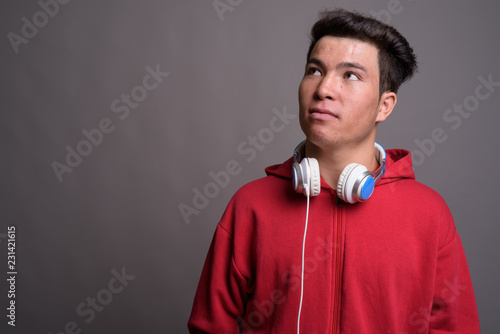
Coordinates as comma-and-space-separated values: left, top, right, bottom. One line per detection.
307, 158, 321, 197
337, 163, 368, 204
292, 162, 303, 194
292, 158, 321, 197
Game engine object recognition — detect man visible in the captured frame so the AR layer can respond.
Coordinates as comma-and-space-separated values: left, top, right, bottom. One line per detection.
188, 9, 480, 333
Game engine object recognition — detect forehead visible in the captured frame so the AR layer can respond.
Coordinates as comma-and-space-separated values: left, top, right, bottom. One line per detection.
309, 36, 379, 71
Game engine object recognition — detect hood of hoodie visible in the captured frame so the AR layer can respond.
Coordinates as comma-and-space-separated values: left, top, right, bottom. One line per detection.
265, 148, 415, 190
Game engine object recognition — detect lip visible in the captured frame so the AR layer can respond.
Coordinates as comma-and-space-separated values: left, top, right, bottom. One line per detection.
309, 108, 339, 120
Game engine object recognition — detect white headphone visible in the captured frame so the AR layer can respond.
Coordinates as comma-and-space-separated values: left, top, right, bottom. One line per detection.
292, 140, 386, 203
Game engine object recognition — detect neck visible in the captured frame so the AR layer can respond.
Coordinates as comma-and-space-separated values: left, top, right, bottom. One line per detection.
305, 140, 380, 189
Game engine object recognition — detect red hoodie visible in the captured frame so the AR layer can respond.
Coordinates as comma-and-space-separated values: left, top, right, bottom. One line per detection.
188, 149, 480, 333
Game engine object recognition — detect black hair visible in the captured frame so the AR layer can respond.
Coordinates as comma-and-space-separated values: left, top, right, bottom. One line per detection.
307, 9, 418, 95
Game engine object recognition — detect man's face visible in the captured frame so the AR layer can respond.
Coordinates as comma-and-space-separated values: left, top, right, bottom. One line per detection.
299, 36, 389, 149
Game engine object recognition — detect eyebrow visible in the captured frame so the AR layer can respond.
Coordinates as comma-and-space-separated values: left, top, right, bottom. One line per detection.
307, 58, 368, 73
306, 58, 326, 68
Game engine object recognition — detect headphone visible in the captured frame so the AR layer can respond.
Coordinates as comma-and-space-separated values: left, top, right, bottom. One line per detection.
292, 140, 386, 203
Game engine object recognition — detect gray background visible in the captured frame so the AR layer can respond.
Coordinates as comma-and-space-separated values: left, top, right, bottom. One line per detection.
1, 0, 499, 333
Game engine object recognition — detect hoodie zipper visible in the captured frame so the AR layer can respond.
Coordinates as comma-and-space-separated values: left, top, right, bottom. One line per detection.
333, 196, 343, 333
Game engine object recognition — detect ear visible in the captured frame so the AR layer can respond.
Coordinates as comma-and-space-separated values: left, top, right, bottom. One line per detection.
376, 91, 397, 123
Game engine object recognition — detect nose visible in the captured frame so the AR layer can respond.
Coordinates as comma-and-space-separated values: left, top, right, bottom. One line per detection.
314, 75, 337, 100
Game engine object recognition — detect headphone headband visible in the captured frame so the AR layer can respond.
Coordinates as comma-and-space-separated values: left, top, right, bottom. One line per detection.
293, 141, 306, 164
371, 142, 386, 183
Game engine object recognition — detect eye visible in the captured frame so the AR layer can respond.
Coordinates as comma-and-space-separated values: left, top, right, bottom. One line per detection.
344, 72, 360, 81
306, 67, 322, 76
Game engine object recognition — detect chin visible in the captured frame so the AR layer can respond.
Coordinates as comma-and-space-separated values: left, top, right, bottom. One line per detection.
305, 132, 342, 148
302, 124, 337, 143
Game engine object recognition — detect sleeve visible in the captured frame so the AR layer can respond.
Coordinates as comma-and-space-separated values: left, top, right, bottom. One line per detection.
187, 223, 249, 334
428, 207, 480, 333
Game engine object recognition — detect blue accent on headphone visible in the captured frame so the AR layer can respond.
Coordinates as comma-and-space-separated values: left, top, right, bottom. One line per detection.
361, 177, 375, 200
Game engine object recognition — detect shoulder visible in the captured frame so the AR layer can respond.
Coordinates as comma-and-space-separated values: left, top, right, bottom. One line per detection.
230, 172, 292, 210
389, 178, 447, 205
217, 159, 297, 232
377, 178, 456, 247
230, 158, 294, 203
381, 148, 450, 211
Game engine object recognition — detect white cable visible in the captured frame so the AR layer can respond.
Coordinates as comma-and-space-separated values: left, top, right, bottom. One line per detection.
297, 191, 310, 334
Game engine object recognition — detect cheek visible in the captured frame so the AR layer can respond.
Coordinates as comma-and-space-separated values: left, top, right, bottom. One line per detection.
298, 79, 315, 101
298, 82, 306, 104
349, 90, 379, 114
